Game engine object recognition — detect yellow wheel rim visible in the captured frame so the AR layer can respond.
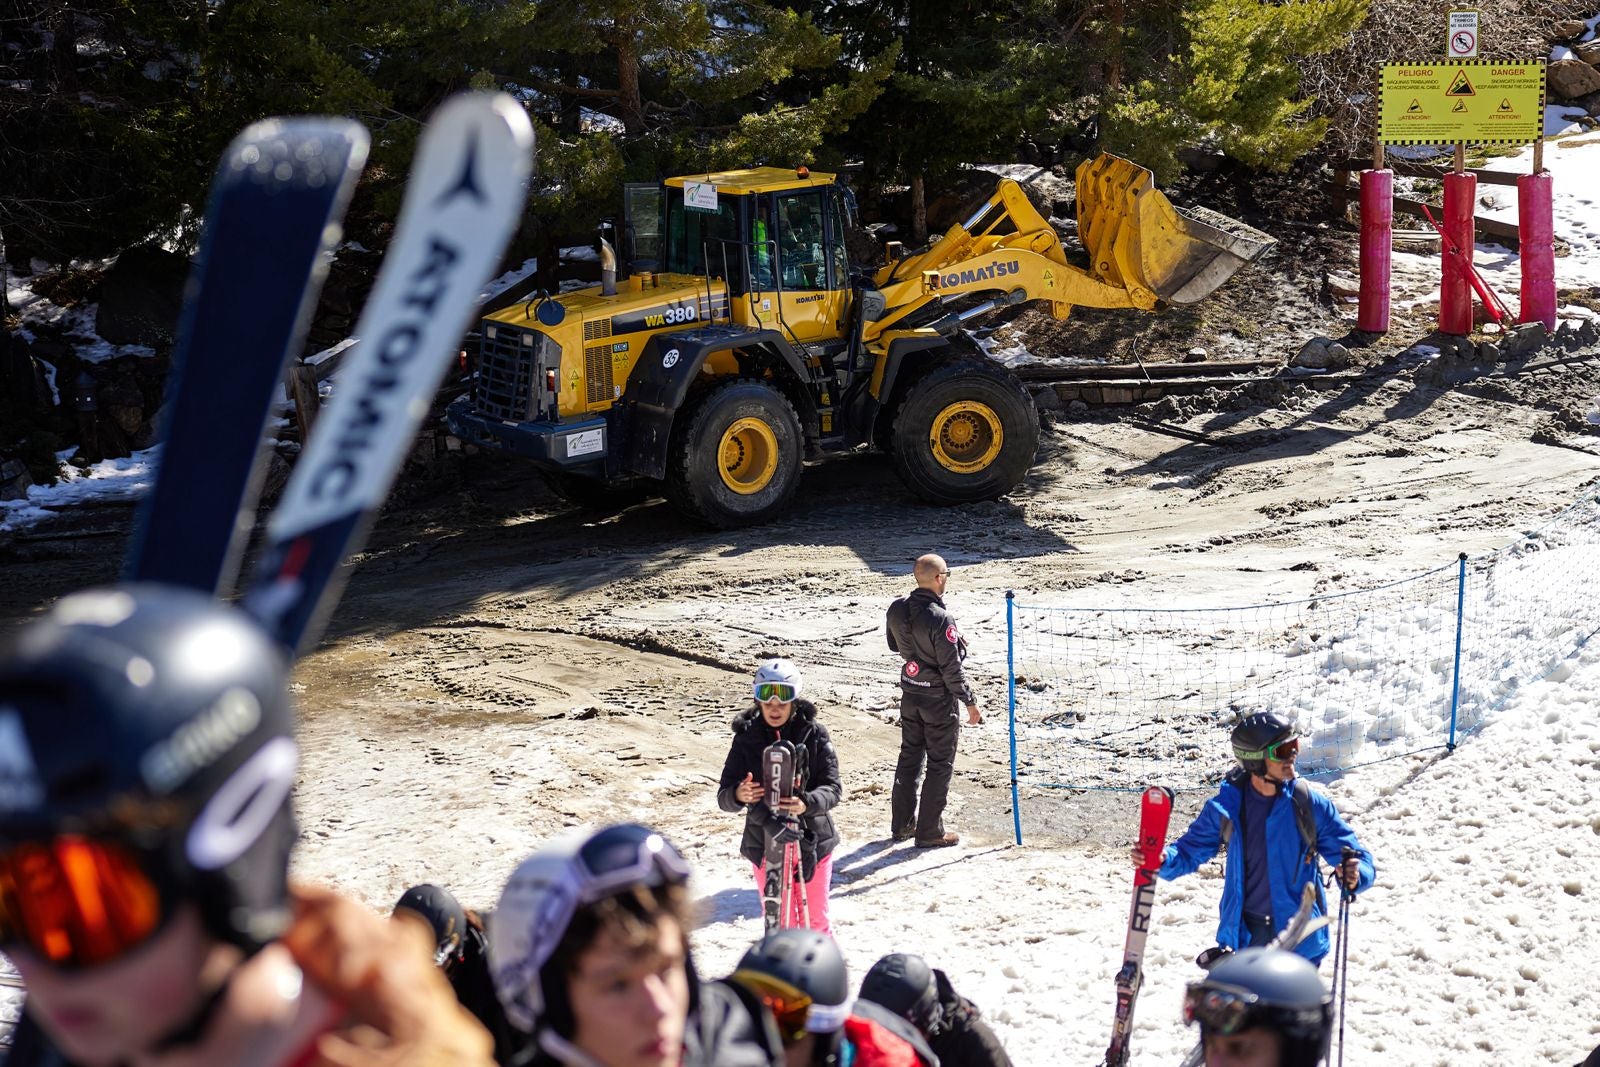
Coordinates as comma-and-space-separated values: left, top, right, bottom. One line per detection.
719, 417, 780, 495
929, 401, 1003, 474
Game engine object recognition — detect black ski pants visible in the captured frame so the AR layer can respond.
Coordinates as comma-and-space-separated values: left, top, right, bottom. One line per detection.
891, 690, 960, 842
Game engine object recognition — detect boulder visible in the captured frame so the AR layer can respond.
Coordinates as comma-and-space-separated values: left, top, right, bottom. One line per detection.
1576, 39, 1600, 66
1553, 19, 1590, 40
0, 458, 32, 502
1292, 337, 1333, 369
1323, 341, 1352, 369
1030, 385, 1064, 412
1548, 59, 1600, 102
1184, 346, 1208, 362
95, 246, 189, 348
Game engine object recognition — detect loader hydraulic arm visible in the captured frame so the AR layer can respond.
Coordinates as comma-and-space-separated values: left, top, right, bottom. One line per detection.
859, 156, 1274, 349
864, 179, 1149, 346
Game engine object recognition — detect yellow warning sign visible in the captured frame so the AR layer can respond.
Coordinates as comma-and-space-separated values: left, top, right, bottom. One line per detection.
1379, 61, 1545, 145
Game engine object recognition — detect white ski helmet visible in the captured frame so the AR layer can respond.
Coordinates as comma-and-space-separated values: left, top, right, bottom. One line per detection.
489, 823, 694, 1038
753, 658, 803, 702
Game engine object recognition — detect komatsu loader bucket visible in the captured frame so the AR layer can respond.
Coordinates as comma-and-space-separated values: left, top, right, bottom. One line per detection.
1075, 153, 1275, 306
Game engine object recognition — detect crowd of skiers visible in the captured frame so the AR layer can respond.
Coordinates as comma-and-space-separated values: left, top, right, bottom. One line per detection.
0, 581, 1383, 1067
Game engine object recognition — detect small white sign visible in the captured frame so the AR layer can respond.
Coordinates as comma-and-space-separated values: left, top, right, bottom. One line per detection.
684, 181, 718, 213
1447, 10, 1478, 58
662, 348, 680, 369
565, 429, 604, 457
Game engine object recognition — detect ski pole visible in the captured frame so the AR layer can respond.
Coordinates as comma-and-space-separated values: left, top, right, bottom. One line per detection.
1333, 846, 1356, 1067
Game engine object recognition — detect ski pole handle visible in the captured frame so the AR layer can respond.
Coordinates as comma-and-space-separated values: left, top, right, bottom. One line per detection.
1339, 846, 1358, 901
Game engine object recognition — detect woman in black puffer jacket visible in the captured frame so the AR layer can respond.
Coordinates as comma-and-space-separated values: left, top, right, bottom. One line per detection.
716, 659, 842, 934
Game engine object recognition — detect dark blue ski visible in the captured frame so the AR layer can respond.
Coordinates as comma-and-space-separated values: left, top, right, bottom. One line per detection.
242, 93, 534, 654
124, 118, 369, 596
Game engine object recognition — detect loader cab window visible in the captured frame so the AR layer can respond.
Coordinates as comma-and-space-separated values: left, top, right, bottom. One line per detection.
775, 190, 826, 291
663, 186, 743, 283
826, 186, 851, 287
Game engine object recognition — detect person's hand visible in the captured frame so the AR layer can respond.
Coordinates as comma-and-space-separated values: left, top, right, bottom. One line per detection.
778, 794, 807, 817
1130, 846, 1145, 868
966, 703, 982, 726
1339, 854, 1361, 890
286, 884, 496, 1067
735, 773, 765, 805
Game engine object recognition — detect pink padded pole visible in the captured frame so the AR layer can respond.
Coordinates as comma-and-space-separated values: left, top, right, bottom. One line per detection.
1439, 172, 1476, 334
1357, 169, 1393, 334
1517, 172, 1556, 330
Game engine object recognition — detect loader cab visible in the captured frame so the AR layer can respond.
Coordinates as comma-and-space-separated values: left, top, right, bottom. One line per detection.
632, 168, 853, 343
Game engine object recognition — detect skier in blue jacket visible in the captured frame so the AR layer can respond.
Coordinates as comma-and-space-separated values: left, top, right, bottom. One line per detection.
1137, 712, 1375, 966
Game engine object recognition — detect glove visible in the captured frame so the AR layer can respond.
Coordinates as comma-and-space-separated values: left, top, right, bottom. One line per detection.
773, 816, 803, 844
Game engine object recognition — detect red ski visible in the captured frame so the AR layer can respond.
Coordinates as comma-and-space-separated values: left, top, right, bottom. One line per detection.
1103, 785, 1175, 1067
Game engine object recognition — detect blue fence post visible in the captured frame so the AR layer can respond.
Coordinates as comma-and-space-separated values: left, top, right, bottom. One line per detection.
1447, 552, 1467, 753
1007, 590, 1022, 845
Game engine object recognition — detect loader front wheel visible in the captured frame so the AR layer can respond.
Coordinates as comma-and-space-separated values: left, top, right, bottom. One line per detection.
667, 379, 803, 527
890, 359, 1038, 504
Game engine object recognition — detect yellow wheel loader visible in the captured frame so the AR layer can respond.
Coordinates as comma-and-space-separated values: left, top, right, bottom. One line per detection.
445, 154, 1273, 527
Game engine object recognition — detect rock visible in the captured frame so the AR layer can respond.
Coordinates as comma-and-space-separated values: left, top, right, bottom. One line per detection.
1184, 346, 1208, 362
1454, 337, 1478, 361
1553, 19, 1590, 40
1292, 337, 1333, 369
1067, 399, 1089, 416
1030, 386, 1064, 412
1576, 40, 1600, 66
0, 458, 32, 502
1324, 273, 1361, 299
1580, 319, 1600, 346
258, 451, 292, 503
1548, 59, 1600, 102
1479, 341, 1501, 362
1324, 341, 1352, 369
1149, 396, 1184, 422
95, 246, 189, 348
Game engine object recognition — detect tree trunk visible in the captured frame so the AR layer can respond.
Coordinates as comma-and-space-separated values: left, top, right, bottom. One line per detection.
911, 174, 926, 245
1103, 0, 1124, 92
49, 2, 79, 94
614, 25, 644, 137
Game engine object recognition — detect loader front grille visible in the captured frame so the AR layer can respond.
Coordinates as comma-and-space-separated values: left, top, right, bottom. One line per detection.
476, 323, 556, 422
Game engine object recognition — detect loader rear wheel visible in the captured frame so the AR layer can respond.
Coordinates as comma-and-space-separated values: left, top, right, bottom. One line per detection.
667, 379, 803, 527
890, 359, 1038, 504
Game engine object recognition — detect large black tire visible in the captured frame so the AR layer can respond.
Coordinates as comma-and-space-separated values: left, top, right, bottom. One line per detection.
539, 470, 654, 512
889, 358, 1039, 504
666, 379, 804, 528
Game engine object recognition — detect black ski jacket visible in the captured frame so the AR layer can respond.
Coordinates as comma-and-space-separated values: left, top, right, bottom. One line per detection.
886, 589, 976, 704
927, 969, 1013, 1067
716, 698, 842, 881
453, 921, 525, 1066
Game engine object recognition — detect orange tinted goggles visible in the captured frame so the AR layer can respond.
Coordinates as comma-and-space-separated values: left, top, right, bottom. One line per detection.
731, 969, 813, 1041
0, 837, 164, 969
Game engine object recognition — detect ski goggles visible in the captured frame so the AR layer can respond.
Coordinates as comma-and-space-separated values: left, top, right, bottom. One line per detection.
572, 822, 693, 901
754, 682, 797, 703
1236, 736, 1301, 763
730, 970, 849, 1042
0, 836, 167, 970
1183, 982, 1323, 1039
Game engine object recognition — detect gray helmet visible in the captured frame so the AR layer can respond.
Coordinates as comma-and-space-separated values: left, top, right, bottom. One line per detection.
0, 584, 298, 955
1231, 712, 1297, 776
1184, 947, 1332, 1066
734, 928, 850, 1035
859, 953, 941, 1034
